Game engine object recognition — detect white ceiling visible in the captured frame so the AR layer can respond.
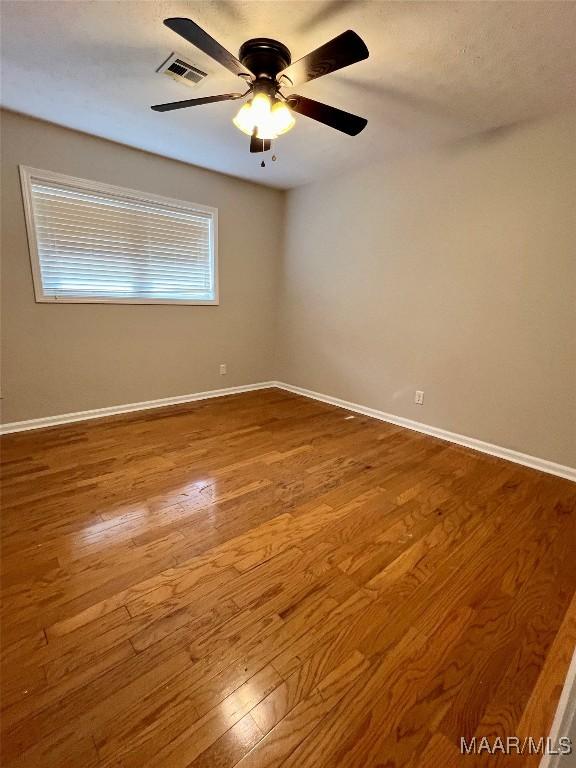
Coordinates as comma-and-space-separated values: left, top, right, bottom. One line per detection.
2, 1, 576, 189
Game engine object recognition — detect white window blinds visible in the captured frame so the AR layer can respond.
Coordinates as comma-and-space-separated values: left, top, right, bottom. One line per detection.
20, 167, 218, 304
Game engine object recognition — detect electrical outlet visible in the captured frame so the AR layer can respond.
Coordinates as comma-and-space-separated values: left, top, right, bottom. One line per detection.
219, 363, 227, 375
414, 390, 424, 405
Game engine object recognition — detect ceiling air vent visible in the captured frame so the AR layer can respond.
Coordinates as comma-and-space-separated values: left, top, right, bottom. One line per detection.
156, 52, 207, 88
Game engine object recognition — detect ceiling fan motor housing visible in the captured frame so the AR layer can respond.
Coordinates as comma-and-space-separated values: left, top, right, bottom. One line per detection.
239, 38, 291, 81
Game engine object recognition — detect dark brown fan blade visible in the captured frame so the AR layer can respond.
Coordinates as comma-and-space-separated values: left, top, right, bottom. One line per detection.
278, 30, 368, 86
151, 93, 243, 112
164, 18, 251, 78
250, 135, 272, 153
287, 95, 367, 136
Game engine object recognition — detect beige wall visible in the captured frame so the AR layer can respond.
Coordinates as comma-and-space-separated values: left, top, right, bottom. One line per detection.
278, 112, 576, 467
1, 111, 284, 422
2, 110, 575, 468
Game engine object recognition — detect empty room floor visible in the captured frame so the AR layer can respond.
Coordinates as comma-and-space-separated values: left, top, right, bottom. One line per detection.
1, 388, 575, 768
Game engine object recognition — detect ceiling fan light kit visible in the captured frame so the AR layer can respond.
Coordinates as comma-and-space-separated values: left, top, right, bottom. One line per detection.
233, 92, 295, 140
152, 18, 369, 155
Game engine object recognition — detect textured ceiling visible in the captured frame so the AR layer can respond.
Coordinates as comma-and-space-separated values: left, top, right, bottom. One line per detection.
2, 1, 576, 189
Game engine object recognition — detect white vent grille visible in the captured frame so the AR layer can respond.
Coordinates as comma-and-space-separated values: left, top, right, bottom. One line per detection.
157, 52, 207, 88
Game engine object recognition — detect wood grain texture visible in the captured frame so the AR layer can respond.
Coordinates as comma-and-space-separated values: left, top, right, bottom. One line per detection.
1, 388, 574, 767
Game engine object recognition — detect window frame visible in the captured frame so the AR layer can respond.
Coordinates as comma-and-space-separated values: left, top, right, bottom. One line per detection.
19, 165, 219, 306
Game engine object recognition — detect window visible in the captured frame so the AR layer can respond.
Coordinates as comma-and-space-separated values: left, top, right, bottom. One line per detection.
20, 166, 218, 305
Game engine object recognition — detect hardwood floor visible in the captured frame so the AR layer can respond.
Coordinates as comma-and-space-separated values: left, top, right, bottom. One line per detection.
1, 388, 575, 768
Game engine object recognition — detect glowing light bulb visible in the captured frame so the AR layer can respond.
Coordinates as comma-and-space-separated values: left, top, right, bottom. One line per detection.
251, 93, 272, 124
233, 101, 257, 136
233, 93, 271, 136
270, 100, 295, 136
233, 94, 295, 140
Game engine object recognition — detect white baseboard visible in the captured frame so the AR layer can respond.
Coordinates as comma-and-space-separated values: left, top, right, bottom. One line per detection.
2, 379, 574, 482
274, 382, 576, 482
0, 382, 276, 435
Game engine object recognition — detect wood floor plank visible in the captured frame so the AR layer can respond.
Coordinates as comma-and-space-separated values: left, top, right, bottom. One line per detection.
185, 713, 263, 768
278, 608, 475, 768
1, 389, 574, 768
233, 650, 370, 768
517, 592, 576, 767
101, 665, 281, 768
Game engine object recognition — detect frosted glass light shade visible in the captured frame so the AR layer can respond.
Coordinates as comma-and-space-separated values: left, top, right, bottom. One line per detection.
233, 94, 295, 140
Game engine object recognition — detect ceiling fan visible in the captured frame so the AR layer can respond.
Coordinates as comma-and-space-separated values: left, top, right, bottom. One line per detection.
151, 18, 369, 154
